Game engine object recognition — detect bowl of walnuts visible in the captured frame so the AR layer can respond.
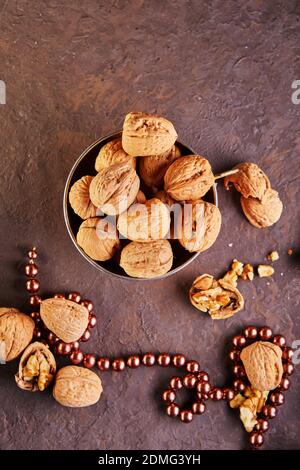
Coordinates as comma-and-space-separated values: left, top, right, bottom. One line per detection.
63, 112, 220, 280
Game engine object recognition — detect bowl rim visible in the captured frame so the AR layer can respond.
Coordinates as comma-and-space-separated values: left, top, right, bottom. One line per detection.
63, 131, 218, 282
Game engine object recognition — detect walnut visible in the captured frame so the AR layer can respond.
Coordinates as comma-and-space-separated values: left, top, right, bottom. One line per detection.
117, 198, 170, 242
267, 251, 279, 262
257, 264, 274, 278
40, 297, 89, 343
53, 366, 103, 407
230, 386, 269, 432
139, 145, 181, 188
224, 162, 271, 200
240, 189, 283, 228
155, 190, 176, 208
135, 190, 147, 204
95, 138, 136, 171
189, 275, 244, 319
0, 308, 35, 362
89, 161, 140, 215
77, 217, 120, 261
240, 341, 283, 391
15, 342, 56, 392
164, 156, 214, 201
120, 240, 173, 278
69, 176, 98, 220
122, 112, 177, 157
177, 201, 221, 253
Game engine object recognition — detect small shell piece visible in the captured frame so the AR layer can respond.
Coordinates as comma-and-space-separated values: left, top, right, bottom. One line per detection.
224, 162, 271, 200
69, 176, 98, 220
95, 138, 136, 171
240, 189, 283, 228
120, 240, 173, 278
139, 145, 181, 188
0, 308, 35, 362
77, 217, 120, 261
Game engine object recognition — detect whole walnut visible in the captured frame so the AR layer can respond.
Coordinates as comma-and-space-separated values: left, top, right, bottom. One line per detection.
122, 112, 177, 157
240, 189, 283, 228
0, 308, 35, 362
224, 162, 270, 200
89, 161, 140, 215
139, 145, 181, 188
164, 156, 215, 201
69, 176, 98, 220
95, 138, 136, 172
77, 217, 120, 261
53, 366, 103, 408
117, 198, 171, 242
120, 240, 173, 278
177, 201, 221, 253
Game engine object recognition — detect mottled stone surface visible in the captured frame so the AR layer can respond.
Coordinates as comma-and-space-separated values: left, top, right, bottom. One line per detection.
0, 0, 300, 451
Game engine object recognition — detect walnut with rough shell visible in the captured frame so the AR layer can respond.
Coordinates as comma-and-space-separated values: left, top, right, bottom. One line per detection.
53, 365, 103, 407
122, 112, 177, 157
77, 217, 120, 261
89, 161, 140, 215
164, 156, 214, 201
120, 240, 173, 278
240, 341, 283, 391
40, 297, 89, 343
224, 162, 271, 200
69, 176, 98, 220
139, 145, 181, 188
230, 386, 269, 432
240, 189, 283, 228
15, 342, 56, 392
0, 308, 35, 362
95, 138, 136, 171
117, 198, 170, 242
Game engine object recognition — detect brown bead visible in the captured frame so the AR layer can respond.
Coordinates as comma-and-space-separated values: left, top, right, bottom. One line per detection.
282, 347, 294, 361
169, 376, 183, 390
54, 293, 65, 299
209, 387, 223, 401
33, 327, 42, 339
29, 295, 41, 306
112, 358, 126, 371
196, 371, 209, 383
270, 391, 285, 406
142, 353, 156, 366
197, 392, 209, 401
278, 377, 290, 391
197, 381, 211, 395
243, 326, 258, 339
83, 354, 96, 369
229, 350, 241, 362
68, 292, 81, 303
180, 410, 193, 423
255, 419, 269, 433
80, 299, 94, 313
233, 365, 246, 378
97, 357, 110, 371
172, 354, 186, 368
28, 248, 37, 259
157, 353, 171, 367
232, 335, 247, 348
88, 314, 97, 328
250, 432, 264, 448
30, 311, 40, 320
233, 379, 246, 393
48, 332, 59, 345
183, 374, 197, 389
70, 350, 84, 365
283, 362, 294, 375
56, 342, 72, 355
186, 360, 200, 373
166, 403, 180, 417
25, 263, 38, 277
80, 329, 91, 342
223, 387, 235, 401
26, 279, 40, 294
192, 402, 206, 415
71, 341, 80, 351
127, 355, 140, 368
262, 405, 277, 419
162, 390, 176, 403
272, 335, 286, 348
259, 326, 273, 340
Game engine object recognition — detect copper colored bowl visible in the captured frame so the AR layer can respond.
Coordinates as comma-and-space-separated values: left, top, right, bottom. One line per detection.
63, 131, 218, 281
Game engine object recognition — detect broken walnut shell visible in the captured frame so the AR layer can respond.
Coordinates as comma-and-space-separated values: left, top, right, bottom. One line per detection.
95, 138, 136, 172
139, 145, 181, 188
224, 162, 271, 200
230, 386, 269, 432
240, 189, 283, 228
77, 217, 120, 261
40, 297, 89, 343
122, 112, 177, 157
120, 240, 173, 278
0, 308, 35, 362
15, 341, 56, 392
69, 176, 98, 220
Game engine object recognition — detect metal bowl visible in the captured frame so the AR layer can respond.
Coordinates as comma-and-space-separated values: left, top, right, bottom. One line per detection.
63, 131, 218, 281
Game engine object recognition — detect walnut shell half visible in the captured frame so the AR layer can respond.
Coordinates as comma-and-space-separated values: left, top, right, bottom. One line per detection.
15, 342, 56, 392
89, 161, 140, 215
164, 156, 214, 201
240, 189, 283, 228
139, 145, 181, 188
224, 162, 271, 200
122, 112, 177, 156
69, 176, 98, 220
0, 308, 35, 362
120, 240, 173, 278
77, 217, 120, 261
95, 138, 136, 171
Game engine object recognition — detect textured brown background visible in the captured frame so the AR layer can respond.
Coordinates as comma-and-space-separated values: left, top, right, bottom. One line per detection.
0, 0, 300, 451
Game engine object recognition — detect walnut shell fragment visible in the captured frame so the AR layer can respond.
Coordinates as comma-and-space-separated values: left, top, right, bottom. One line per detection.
95, 138, 136, 171
0, 308, 35, 362
40, 297, 89, 343
69, 176, 98, 220
189, 275, 244, 319
53, 366, 103, 408
230, 386, 269, 432
89, 161, 140, 215
240, 341, 283, 391
139, 145, 181, 188
164, 156, 214, 201
240, 189, 283, 228
122, 112, 177, 157
224, 162, 271, 200
15, 342, 56, 392
120, 240, 173, 278
77, 217, 120, 261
